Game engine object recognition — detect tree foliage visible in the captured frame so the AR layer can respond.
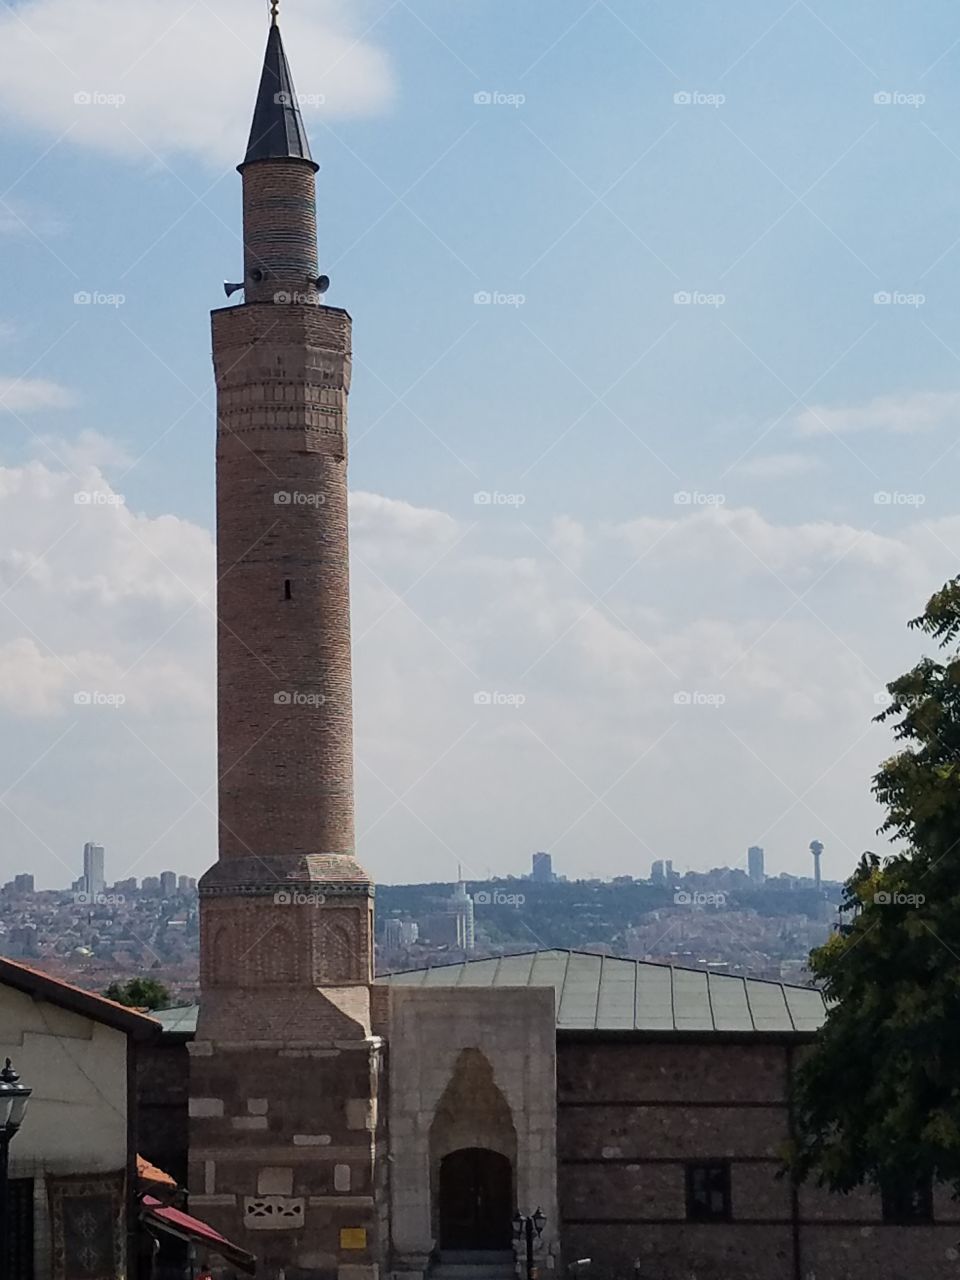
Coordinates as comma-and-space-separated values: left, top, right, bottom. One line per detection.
791, 577, 960, 1197
103, 976, 171, 1010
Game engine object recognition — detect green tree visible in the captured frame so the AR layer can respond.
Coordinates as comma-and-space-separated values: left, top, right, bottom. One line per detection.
791, 577, 960, 1198
104, 977, 171, 1010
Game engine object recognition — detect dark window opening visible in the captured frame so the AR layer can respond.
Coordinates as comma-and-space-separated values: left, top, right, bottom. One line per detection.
283, 579, 292, 600
881, 1175, 933, 1224
685, 1161, 731, 1222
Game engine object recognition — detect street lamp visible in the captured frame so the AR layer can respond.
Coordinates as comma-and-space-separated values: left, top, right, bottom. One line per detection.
513, 1207, 545, 1280
0, 1059, 32, 1275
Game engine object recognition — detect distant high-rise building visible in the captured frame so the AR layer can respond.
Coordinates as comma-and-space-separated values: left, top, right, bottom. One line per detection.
451, 876, 476, 953
747, 845, 765, 883
13, 874, 35, 895
531, 851, 554, 883
810, 840, 824, 891
383, 918, 417, 949
82, 842, 105, 899
160, 870, 177, 898
664, 860, 674, 881
650, 860, 665, 881
400, 920, 419, 946
178, 875, 197, 893
8, 924, 38, 958
141, 876, 160, 895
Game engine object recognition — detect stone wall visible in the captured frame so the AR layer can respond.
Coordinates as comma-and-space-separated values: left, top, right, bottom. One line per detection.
387, 986, 558, 1278
558, 1036, 960, 1280
138, 1036, 191, 1186
189, 1033, 386, 1279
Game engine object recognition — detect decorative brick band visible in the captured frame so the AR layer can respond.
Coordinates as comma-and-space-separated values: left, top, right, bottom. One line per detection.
199, 882, 374, 899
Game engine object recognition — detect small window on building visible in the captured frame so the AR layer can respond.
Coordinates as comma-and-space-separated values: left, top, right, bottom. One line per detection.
284, 579, 292, 600
881, 1175, 933, 1224
685, 1161, 731, 1222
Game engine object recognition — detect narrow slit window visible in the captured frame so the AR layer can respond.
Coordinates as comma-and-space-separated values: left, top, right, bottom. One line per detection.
284, 579, 292, 600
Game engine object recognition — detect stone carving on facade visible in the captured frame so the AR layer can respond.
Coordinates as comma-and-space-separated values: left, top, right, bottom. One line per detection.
242, 1196, 305, 1230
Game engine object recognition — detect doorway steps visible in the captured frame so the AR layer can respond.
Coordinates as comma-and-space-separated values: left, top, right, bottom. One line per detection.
432, 1251, 516, 1280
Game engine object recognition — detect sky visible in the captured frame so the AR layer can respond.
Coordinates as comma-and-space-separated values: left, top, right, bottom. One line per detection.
2, 0, 960, 889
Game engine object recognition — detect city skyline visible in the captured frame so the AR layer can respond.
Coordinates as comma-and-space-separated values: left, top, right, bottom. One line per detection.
2, 837, 839, 893
1, 0, 959, 886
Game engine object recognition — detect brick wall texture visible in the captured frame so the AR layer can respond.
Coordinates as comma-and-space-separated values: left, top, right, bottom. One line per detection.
557, 1037, 960, 1280
241, 159, 320, 305
213, 301, 354, 861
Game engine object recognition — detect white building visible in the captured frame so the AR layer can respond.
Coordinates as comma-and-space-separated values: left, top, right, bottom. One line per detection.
0, 956, 254, 1278
451, 879, 476, 953
82, 841, 105, 898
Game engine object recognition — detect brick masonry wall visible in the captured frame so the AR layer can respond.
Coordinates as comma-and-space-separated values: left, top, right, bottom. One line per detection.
138, 1039, 191, 1187
191, 139, 383, 1275
212, 301, 354, 861
558, 1037, 960, 1280
241, 159, 320, 304
189, 1039, 385, 1276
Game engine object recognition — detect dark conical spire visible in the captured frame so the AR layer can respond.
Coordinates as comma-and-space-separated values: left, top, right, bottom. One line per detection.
240, 18, 318, 172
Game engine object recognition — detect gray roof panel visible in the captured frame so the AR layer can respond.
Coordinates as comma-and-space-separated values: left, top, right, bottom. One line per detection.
558, 952, 603, 1029
708, 973, 755, 1033
635, 963, 675, 1031
784, 983, 829, 1032
597, 957, 639, 1030
745, 979, 793, 1032
378, 949, 826, 1036
496, 953, 537, 987
672, 966, 714, 1032
459, 957, 500, 986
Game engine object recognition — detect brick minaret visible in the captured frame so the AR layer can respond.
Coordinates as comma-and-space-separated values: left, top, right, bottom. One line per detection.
189, 10, 385, 1276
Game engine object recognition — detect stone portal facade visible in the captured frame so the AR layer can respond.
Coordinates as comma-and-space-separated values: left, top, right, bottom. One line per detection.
189, 14, 383, 1278
385, 987, 559, 1276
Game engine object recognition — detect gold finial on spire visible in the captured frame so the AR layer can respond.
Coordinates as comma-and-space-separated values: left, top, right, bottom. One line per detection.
270, 0, 279, 25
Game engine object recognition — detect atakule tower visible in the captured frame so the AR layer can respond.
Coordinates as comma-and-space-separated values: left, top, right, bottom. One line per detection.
189, 5, 384, 1275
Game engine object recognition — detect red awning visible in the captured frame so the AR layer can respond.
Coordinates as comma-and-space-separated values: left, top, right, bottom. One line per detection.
141, 1195, 256, 1275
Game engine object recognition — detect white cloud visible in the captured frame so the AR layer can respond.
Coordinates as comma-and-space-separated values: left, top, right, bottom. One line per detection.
0, 199, 65, 238
351, 491, 459, 548
1, 440, 955, 889
40, 429, 133, 472
0, 0, 394, 168
548, 515, 589, 571
795, 389, 960, 436
0, 377, 74, 412
610, 506, 914, 581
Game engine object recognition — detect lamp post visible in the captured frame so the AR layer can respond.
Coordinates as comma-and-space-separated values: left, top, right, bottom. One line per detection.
0, 1058, 32, 1276
512, 1207, 545, 1280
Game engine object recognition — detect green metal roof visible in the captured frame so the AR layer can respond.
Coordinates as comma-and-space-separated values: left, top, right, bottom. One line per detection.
153, 1005, 200, 1035
379, 950, 827, 1035
154, 952, 827, 1039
